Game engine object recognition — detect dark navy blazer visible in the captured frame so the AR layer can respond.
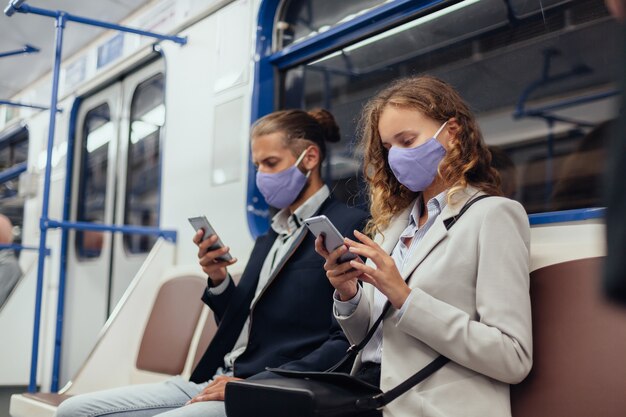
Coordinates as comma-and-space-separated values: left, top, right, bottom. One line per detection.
190, 198, 368, 382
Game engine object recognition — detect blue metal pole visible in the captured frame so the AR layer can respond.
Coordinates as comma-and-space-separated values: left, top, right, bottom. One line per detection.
50, 98, 80, 392
0, 161, 27, 184
0, 100, 61, 112
10, 3, 186, 45
523, 90, 620, 117
0, 44, 38, 59
0, 244, 49, 255
28, 12, 65, 393
46, 220, 177, 242
3, 0, 186, 392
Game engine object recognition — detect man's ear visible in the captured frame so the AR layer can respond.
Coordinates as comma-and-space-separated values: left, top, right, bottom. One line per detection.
301, 145, 321, 171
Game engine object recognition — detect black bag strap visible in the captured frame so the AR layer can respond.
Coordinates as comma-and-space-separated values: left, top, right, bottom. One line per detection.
326, 297, 392, 372
330, 194, 493, 406
443, 194, 492, 230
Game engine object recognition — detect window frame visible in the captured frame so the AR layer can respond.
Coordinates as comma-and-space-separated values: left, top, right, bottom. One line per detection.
248, 0, 607, 237
123, 72, 165, 255
74, 102, 112, 260
249, 0, 448, 237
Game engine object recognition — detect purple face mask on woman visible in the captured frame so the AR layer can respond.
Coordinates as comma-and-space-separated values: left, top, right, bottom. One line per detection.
256, 148, 310, 209
388, 121, 448, 192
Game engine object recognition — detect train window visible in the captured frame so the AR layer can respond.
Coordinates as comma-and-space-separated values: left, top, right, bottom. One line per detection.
279, 0, 620, 213
76, 104, 112, 259
124, 73, 164, 254
0, 123, 28, 244
277, 0, 388, 49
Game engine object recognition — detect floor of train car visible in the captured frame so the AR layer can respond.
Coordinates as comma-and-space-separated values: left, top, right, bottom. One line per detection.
1, 386, 26, 416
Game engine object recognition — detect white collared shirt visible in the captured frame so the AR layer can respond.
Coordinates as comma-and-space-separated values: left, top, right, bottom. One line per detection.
213, 185, 331, 371
335, 190, 448, 364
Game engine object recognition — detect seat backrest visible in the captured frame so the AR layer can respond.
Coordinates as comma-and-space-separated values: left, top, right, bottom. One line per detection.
511, 257, 626, 417
136, 275, 206, 375
191, 272, 241, 369
193, 310, 219, 369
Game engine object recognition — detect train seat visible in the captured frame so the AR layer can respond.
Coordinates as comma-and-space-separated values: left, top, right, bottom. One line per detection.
9, 240, 228, 417
511, 257, 626, 417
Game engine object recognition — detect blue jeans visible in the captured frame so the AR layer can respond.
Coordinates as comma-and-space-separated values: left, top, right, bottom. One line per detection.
55, 376, 225, 417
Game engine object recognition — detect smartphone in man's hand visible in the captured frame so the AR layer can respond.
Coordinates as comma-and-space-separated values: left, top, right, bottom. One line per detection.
188, 216, 233, 262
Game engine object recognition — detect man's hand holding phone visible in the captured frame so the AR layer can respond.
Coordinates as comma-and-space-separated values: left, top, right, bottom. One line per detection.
189, 216, 237, 285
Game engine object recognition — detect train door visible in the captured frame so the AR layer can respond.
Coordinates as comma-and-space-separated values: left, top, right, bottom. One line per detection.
110, 63, 165, 311
62, 59, 164, 383
63, 82, 121, 382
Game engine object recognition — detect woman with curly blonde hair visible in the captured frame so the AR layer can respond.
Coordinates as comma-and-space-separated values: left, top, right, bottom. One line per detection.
316, 75, 532, 417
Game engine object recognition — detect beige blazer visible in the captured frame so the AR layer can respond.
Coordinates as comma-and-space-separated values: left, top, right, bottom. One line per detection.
336, 187, 532, 417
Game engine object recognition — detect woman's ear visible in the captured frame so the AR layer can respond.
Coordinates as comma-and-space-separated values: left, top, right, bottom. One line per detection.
301, 145, 321, 171
442, 118, 460, 149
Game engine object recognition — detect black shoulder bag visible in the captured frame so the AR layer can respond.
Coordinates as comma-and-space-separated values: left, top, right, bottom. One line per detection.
224, 195, 491, 417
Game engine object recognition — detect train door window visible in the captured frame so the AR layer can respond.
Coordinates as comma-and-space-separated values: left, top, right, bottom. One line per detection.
124, 73, 164, 254
76, 104, 112, 258
277, 0, 620, 214
0, 123, 28, 244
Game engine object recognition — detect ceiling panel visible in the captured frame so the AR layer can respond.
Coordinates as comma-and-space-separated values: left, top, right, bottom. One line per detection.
0, 0, 153, 100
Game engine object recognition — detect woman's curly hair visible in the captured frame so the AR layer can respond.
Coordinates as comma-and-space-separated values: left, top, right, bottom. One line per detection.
359, 75, 502, 236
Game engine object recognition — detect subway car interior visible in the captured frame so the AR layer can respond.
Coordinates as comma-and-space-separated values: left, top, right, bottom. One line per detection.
0, 0, 625, 416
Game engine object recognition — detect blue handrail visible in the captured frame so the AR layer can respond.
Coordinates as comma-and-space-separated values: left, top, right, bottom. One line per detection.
528, 208, 605, 226
0, 99, 62, 112
4, 1, 187, 45
0, 243, 50, 256
515, 89, 620, 121
0, 161, 27, 184
46, 220, 177, 242
3, 0, 187, 393
0, 44, 38, 59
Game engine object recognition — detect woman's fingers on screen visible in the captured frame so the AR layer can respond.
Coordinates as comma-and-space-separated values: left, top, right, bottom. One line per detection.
353, 229, 375, 245
347, 244, 379, 263
349, 260, 376, 276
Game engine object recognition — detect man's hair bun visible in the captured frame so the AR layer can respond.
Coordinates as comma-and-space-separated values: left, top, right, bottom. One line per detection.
308, 108, 341, 143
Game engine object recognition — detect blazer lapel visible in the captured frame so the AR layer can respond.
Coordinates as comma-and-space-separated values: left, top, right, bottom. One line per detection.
375, 203, 413, 254
399, 217, 448, 280
249, 225, 308, 311
399, 187, 480, 281
230, 232, 276, 317
248, 198, 336, 311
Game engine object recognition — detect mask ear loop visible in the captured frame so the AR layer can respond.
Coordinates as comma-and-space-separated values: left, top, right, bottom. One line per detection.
433, 121, 448, 140
295, 146, 314, 178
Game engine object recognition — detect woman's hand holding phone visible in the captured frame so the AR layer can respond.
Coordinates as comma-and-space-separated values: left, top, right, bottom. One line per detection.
344, 230, 411, 310
314, 234, 363, 301
192, 230, 237, 285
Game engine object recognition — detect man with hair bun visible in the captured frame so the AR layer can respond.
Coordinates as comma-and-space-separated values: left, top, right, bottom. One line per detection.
0, 214, 21, 308
56, 109, 368, 417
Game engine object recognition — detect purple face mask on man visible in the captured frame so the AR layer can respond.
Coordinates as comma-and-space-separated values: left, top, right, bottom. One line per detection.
256, 148, 310, 209
388, 121, 448, 192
